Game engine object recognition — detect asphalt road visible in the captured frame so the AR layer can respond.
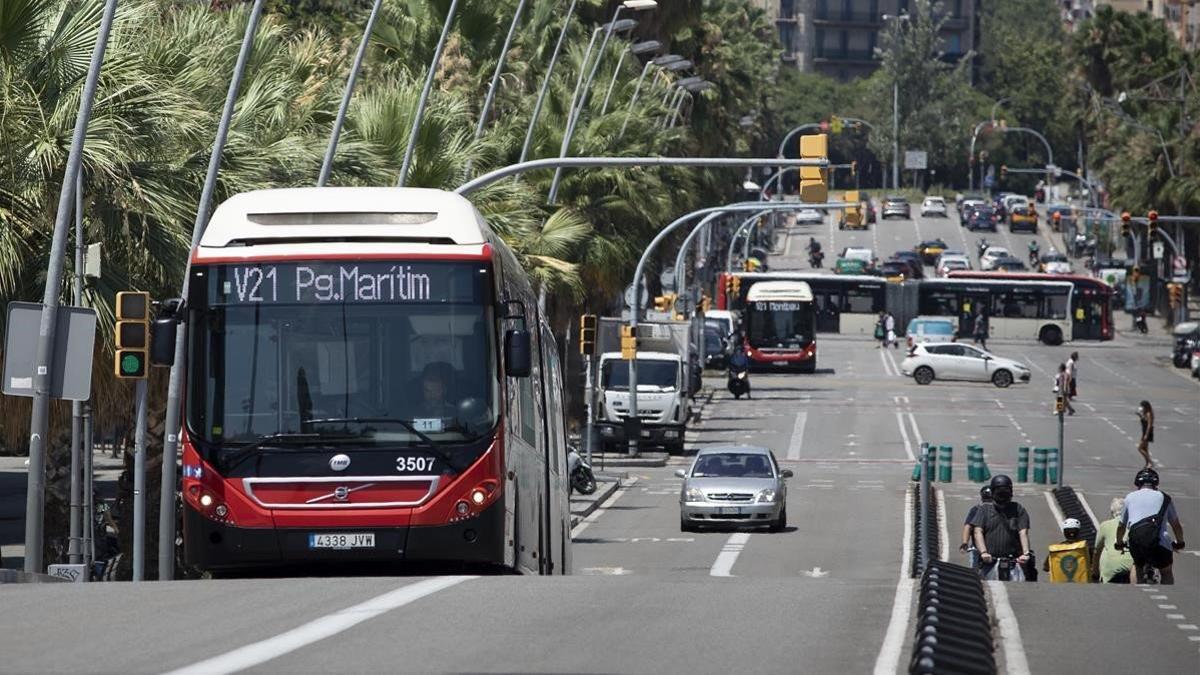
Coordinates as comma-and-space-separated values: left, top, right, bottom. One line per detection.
1, 205, 1197, 674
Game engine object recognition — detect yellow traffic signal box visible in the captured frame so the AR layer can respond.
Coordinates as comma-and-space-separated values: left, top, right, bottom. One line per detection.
799, 133, 829, 204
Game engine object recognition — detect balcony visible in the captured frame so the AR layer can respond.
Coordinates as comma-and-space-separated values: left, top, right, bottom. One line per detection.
813, 10, 883, 27
812, 47, 879, 64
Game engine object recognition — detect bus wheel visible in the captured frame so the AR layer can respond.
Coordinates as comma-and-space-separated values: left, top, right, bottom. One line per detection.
1039, 325, 1064, 346
799, 360, 816, 374
914, 366, 934, 385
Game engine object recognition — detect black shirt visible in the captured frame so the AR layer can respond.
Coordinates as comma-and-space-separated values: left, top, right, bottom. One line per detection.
969, 502, 1030, 557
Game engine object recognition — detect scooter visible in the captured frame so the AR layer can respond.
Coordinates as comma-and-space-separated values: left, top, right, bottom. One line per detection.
727, 364, 751, 400
567, 445, 596, 495
976, 238, 990, 259
1028, 247, 1040, 267
1134, 312, 1148, 334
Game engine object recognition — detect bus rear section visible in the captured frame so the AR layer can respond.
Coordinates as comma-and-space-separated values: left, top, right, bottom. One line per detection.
918, 279, 1074, 345
947, 271, 1114, 341
178, 187, 569, 575
743, 281, 817, 372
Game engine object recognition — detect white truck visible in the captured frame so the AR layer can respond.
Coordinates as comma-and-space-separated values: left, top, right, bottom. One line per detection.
592, 319, 694, 454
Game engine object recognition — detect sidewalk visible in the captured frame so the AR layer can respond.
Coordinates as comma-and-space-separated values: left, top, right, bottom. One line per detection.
570, 478, 621, 529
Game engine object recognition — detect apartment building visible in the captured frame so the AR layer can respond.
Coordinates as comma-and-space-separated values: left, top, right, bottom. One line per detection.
752, 0, 978, 80
1062, 0, 1198, 49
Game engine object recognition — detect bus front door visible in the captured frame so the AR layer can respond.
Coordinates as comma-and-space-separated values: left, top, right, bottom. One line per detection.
1073, 292, 1105, 340
957, 294, 989, 338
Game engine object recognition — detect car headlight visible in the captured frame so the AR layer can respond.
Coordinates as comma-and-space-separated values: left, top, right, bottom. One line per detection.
685, 487, 706, 502
757, 489, 777, 503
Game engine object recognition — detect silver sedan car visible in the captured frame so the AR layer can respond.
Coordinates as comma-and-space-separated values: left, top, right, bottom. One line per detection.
677, 445, 792, 532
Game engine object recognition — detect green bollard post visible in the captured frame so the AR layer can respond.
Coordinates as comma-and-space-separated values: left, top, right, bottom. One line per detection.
1017, 446, 1030, 482
938, 445, 953, 482
979, 447, 991, 481
1033, 447, 1048, 484
911, 462, 921, 481
1048, 447, 1059, 484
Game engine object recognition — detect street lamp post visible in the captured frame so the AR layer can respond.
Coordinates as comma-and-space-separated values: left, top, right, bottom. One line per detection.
318, 0, 385, 186
517, 0, 581, 168
881, 12, 909, 191
619, 55, 687, 138
600, 40, 660, 116
398, 0, 461, 186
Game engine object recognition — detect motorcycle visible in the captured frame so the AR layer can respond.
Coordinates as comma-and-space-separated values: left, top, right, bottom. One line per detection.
1028, 247, 1040, 267
567, 445, 596, 495
1134, 312, 1148, 334
809, 250, 824, 269
727, 357, 751, 399
976, 239, 990, 259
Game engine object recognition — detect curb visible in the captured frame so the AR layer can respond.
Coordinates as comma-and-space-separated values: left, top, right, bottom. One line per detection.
592, 453, 669, 468
0, 569, 69, 584
570, 479, 621, 528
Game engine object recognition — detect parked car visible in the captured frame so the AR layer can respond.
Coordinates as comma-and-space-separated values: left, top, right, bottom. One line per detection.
901, 342, 1032, 388
967, 206, 999, 232
1009, 204, 1038, 233
979, 246, 1011, 271
677, 445, 792, 532
794, 208, 823, 225
921, 196, 948, 217
904, 317, 957, 349
882, 195, 911, 219
914, 239, 949, 265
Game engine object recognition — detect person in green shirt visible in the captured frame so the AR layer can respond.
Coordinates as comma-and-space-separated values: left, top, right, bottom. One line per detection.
1092, 497, 1135, 583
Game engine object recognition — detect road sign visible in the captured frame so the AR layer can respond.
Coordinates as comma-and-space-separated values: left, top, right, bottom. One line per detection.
1173, 255, 1190, 282
1152, 241, 1164, 260
624, 282, 649, 309
904, 150, 927, 170
3, 302, 97, 401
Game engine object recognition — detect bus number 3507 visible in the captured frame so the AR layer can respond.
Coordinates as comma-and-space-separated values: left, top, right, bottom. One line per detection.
396, 456, 437, 473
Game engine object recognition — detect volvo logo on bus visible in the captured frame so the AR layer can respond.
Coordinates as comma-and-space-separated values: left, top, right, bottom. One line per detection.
333, 486, 350, 501
329, 454, 351, 472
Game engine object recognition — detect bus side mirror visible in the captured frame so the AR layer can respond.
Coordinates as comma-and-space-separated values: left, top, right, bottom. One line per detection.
505, 329, 531, 377
151, 318, 178, 366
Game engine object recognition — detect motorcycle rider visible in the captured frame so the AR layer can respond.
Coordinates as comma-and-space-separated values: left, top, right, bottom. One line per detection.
727, 339, 751, 399
977, 237, 990, 260
808, 237, 824, 268
1028, 239, 1040, 266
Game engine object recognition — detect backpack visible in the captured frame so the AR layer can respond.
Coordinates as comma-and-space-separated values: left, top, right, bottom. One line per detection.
1128, 493, 1172, 551
874, 323, 885, 340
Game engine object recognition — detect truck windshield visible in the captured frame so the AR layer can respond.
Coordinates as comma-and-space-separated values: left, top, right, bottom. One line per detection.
747, 301, 815, 349
187, 261, 497, 447
601, 359, 677, 391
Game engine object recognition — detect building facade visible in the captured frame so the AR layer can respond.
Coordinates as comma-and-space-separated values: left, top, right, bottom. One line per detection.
753, 0, 978, 80
1062, 1, 1198, 50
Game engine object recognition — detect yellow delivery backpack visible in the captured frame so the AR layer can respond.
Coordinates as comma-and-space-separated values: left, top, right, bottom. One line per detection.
1047, 540, 1090, 583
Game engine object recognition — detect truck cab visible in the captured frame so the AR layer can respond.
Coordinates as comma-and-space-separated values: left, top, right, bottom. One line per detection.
594, 351, 689, 454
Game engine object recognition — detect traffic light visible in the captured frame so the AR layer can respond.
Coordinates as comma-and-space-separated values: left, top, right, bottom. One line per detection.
1148, 209, 1159, 237
579, 314, 597, 356
1055, 395, 1065, 414
115, 291, 150, 379
653, 293, 676, 312
1120, 211, 1132, 238
1168, 283, 1183, 308
731, 275, 741, 296
798, 133, 829, 204
620, 324, 639, 360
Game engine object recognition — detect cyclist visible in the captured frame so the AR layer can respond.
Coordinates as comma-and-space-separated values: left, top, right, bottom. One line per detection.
1117, 468, 1185, 584
960, 485, 992, 568
970, 474, 1032, 581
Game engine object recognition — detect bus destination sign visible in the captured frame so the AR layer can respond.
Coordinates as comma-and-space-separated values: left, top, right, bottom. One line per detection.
208, 262, 482, 305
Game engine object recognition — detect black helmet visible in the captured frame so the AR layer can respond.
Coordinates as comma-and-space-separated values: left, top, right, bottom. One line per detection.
1135, 468, 1160, 488
989, 474, 1013, 491
979, 486, 993, 502
989, 474, 1014, 504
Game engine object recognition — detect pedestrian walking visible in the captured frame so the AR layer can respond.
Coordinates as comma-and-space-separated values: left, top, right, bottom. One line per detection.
874, 311, 887, 349
970, 475, 1032, 581
1065, 351, 1079, 399
1117, 468, 1186, 584
1054, 363, 1076, 415
960, 485, 992, 568
1136, 400, 1154, 468
973, 311, 988, 350
1090, 497, 1134, 583
885, 311, 897, 349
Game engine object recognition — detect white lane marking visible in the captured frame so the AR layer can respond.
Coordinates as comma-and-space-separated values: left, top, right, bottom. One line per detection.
1075, 490, 1101, 532
1044, 490, 1066, 529
571, 477, 639, 538
906, 411, 925, 447
884, 347, 902, 375
1166, 613, 1186, 620
1159, 604, 1179, 610
873, 487, 915, 675
783, 225, 794, 257
895, 411, 917, 462
937, 487, 949, 562
1089, 357, 1139, 387
1179, 624, 1199, 630
787, 411, 809, 460
879, 346, 898, 376
162, 576, 472, 675
710, 532, 751, 577
987, 580, 1032, 675
803, 566, 829, 577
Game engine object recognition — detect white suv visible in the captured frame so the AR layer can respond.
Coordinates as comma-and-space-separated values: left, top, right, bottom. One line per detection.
921, 196, 948, 217
901, 342, 1031, 388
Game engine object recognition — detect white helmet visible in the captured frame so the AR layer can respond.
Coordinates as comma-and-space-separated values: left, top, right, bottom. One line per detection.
1061, 517, 1081, 532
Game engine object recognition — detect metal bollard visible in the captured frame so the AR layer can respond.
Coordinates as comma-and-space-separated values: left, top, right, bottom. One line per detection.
966, 445, 977, 482
1048, 446, 1059, 485
1033, 447, 1048, 484
1017, 446, 1030, 482
979, 448, 991, 482
938, 445, 953, 483
912, 461, 922, 481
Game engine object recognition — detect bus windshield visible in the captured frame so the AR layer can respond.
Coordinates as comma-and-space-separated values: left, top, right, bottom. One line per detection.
747, 301, 815, 348
187, 261, 498, 446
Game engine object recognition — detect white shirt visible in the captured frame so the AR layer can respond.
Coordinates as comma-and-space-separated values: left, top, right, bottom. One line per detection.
885, 315, 895, 331
1121, 488, 1178, 549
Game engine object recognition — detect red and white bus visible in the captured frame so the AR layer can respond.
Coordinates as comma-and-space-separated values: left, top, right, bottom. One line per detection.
743, 281, 817, 372
947, 271, 1114, 341
174, 188, 571, 574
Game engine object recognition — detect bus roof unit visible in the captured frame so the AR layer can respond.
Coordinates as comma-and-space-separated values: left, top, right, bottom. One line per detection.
746, 280, 814, 302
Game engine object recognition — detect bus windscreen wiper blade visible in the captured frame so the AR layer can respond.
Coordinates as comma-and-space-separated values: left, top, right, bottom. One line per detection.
303, 417, 458, 469
219, 432, 342, 472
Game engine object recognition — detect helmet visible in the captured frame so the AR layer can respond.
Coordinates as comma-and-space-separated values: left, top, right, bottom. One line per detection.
979, 486, 993, 502
1135, 468, 1160, 488
1061, 517, 1081, 532
989, 474, 1014, 504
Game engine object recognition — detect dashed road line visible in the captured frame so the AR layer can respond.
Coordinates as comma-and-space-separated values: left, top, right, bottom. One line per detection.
709, 532, 751, 577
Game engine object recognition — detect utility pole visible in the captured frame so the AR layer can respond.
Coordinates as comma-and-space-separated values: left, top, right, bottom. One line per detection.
132, 379, 148, 581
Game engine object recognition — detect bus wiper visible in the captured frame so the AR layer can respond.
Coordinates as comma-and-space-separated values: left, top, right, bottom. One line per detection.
220, 432, 345, 472
303, 417, 458, 469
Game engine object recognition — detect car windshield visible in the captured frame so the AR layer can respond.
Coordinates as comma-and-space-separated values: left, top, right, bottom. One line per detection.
691, 452, 775, 478
188, 261, 498, 446
601, 359, 677, 391
918, 321, 955, 336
